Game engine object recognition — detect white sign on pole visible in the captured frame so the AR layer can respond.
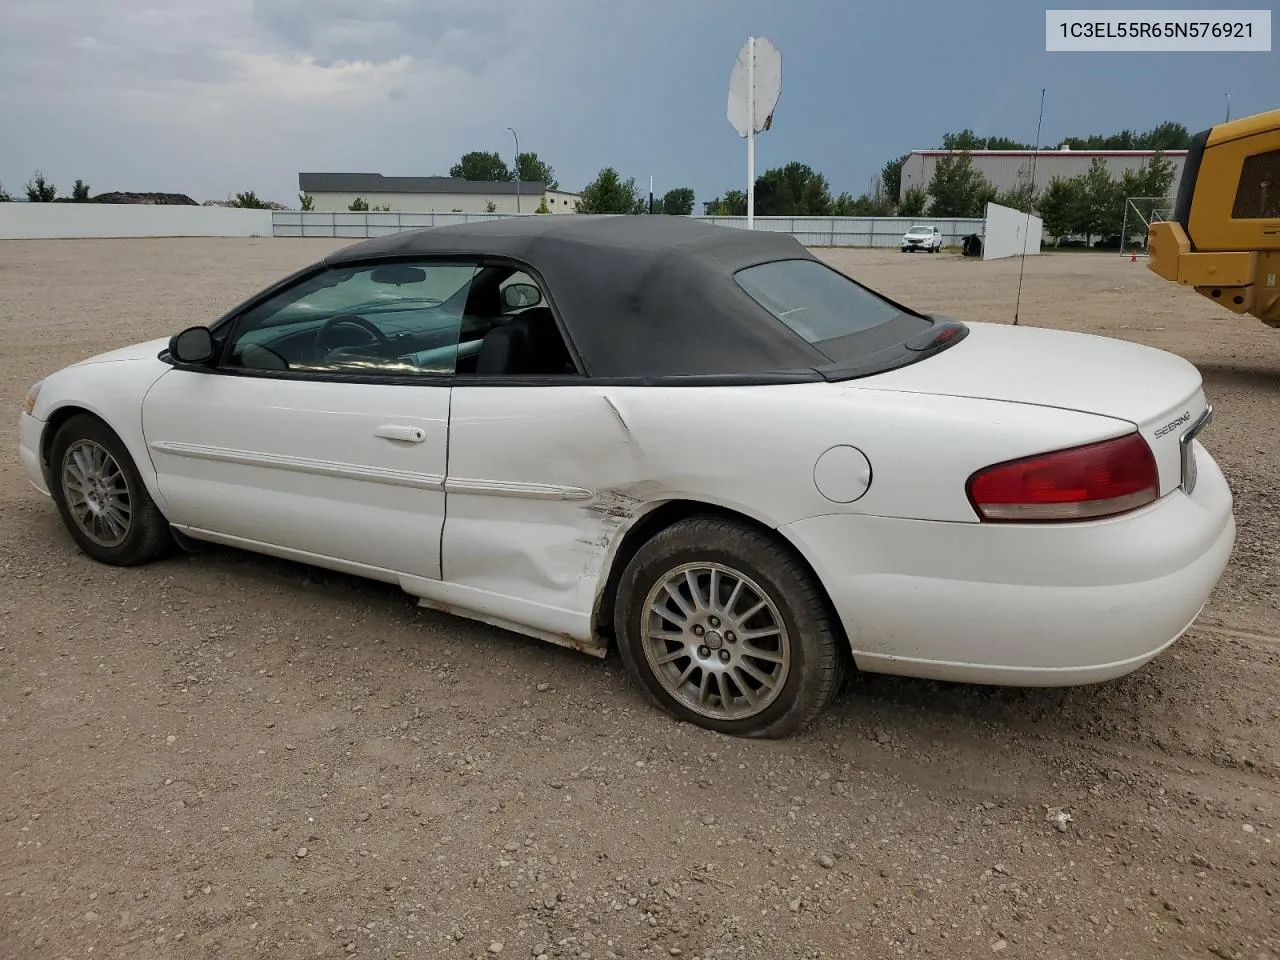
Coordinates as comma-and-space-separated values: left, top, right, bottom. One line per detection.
727, 36, 781, 229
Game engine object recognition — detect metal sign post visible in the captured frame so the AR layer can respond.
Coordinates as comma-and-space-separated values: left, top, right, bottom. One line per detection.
727, 36, 781, 230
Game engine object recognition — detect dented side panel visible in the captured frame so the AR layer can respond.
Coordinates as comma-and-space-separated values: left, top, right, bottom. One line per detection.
438, 382, 1130, 648
441, 387, 649, 633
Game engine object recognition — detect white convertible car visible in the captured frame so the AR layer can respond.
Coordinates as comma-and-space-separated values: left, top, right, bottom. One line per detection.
19, 216, 1234, 737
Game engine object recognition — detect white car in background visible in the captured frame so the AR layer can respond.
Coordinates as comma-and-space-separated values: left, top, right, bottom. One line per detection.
901, 224, 943, 253
18, 216, 1235, 739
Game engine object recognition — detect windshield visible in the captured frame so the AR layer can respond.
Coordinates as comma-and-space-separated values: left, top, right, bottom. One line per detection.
908, 226, 932, 234
733, 258, 931, 364
255, 265, 477, 327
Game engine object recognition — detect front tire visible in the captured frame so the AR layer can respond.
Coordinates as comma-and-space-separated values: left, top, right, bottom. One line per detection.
48, 413, 174, 566
614, 517, 847, 738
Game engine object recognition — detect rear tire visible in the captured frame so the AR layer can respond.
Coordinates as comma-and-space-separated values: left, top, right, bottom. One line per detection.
48, 413, 174, 566
614, 516, 847, 738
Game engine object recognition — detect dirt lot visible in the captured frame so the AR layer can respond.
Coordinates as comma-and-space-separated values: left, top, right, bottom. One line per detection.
1, 239, 1277, 960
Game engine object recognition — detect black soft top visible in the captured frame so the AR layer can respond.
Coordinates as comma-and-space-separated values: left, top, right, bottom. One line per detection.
324, 215, 841, 380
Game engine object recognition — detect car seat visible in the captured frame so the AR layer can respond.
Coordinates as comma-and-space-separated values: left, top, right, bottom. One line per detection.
474, 308, 574, 375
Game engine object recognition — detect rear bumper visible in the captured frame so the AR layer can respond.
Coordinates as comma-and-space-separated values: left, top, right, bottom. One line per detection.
779, 445, 1235, 686
19, 412, 50, 497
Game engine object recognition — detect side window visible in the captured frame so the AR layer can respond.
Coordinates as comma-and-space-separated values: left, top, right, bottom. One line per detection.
223, 261, 479, 377
454, 265, 581, 378
1232, 148, 1280, 219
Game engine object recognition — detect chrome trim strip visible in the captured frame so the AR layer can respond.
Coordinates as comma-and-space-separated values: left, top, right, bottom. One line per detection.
149, 441, 594, 501
1179, 402, 1212, 495
148, 441, 444, 491
443, 477, 595, 501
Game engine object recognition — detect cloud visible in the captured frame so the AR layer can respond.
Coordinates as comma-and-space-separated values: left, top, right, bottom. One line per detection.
0, 0, 580, 202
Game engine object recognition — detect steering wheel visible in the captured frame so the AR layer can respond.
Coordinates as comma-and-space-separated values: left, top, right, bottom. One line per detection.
314, 314, 390, 357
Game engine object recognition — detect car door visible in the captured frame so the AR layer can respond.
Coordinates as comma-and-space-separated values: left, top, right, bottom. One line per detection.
141, 258, 481, 582
435, 263, 638, 639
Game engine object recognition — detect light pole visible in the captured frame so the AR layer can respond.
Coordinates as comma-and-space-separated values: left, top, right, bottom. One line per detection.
507, 126, 521, 214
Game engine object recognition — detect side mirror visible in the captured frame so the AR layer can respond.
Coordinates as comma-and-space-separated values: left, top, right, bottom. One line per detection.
169, 326, 215, 366
501, 282, 542, 310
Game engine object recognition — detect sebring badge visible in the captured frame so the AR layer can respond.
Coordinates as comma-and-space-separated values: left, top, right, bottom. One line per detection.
1155, 410, 1192, 438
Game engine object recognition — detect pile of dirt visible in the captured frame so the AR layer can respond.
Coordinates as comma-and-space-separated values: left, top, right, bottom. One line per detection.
92, 191, 198, 205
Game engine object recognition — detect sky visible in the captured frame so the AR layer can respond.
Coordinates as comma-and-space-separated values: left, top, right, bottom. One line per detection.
0, 0, 1273, 207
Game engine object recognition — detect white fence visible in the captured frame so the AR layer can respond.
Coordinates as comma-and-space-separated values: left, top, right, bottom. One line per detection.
0, 203, 274, 239
697, 215, 985, 248
0, 205, 988, 248
272, 211, 987, 247
272, 210, 515, 239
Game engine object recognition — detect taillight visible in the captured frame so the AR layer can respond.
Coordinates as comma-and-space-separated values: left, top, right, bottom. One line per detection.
967, 432, 1158, 522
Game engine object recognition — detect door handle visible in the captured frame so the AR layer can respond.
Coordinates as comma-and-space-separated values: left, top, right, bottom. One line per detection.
374, 425, 426, 443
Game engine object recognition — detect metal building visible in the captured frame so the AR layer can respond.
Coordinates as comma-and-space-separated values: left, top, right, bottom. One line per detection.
898, 149, 1188, 201
297, 173, 582, 215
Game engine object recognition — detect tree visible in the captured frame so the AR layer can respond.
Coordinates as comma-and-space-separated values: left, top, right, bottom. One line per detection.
751, 162, 833, 215
576, 167, 645, 214
483, 200, 497, 213
0, 182, 9, 202
983, 136, 1034, 150
995, 179, 1037, 213
880, 154, 909, 210
1076, 157, 1123, 243
850, 193, 894, 216
926, 153, 995, 217
534, 197, 551, 214
1130, 150, 1176, 197
1037, 177, 1080, 240
941, 129, 982, 151
450, 151, 512, 182
513, 152, 558, 190
799, 171, 834, 215
26, 171, 57, 202
71, 179, 91, 202
1135, 122, 1190, 151
1116, 150, 1178, 241
348, 197, 369, 211
299, 192, 315, 211
231, 190, 270, 209
660, 187, 695, 216
704, 190, 747, 215
1061, 130, 1134, 150
898, 185, 928, 217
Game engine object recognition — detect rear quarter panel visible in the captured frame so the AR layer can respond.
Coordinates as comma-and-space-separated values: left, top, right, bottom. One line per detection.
608, 381, 1137, 526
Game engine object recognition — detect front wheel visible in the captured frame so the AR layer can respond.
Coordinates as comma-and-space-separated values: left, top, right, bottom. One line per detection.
48, 413, 174, 566
614, 517, 847, 738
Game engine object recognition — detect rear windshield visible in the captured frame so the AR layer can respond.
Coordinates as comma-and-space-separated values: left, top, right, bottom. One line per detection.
733, 258, 932, 363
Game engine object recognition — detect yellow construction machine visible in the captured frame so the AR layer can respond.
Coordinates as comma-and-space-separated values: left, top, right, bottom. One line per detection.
1147, 108, 1280, 328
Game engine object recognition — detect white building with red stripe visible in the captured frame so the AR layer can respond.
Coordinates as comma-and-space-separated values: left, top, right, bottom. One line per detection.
898, 148, 1188, 200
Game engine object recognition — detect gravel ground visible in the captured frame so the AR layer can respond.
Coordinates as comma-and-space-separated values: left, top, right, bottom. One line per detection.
1, 239, 1277, 960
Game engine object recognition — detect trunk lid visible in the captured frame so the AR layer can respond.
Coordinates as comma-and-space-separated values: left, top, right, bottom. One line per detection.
853, 321, 1208, 497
